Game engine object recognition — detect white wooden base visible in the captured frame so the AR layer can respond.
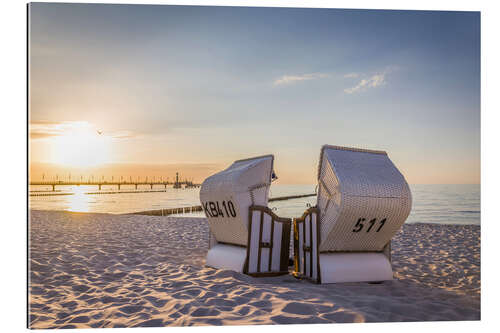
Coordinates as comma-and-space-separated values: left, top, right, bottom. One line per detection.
205, 244, 247, 273
319, 252, 393, 283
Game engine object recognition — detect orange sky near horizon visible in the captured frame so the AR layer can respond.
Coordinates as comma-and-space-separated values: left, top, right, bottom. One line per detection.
29, 120, 480, 185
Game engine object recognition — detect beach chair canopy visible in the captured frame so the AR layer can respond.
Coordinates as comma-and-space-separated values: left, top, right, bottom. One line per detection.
316, 145, 412, 252
200, 155, 274, 246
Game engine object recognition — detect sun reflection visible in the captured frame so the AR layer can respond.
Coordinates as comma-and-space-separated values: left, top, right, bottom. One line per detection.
67, 186, 90, 212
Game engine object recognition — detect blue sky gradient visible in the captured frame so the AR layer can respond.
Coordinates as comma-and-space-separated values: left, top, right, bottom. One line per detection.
29, 3, 480, 184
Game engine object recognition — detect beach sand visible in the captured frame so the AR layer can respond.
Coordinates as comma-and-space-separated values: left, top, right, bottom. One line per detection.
29, 210, 480, 329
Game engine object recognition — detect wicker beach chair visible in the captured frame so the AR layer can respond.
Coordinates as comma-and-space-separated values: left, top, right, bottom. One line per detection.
294, 145, 412, 283
200, 155, 292, 276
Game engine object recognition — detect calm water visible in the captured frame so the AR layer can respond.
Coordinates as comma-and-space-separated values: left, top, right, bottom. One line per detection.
29, 184, 480, 225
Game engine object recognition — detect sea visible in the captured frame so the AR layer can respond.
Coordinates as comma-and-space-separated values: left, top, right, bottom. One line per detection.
29, 184, 480, 225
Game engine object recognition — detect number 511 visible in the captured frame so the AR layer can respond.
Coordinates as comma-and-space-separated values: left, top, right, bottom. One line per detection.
352, 218, 386, 233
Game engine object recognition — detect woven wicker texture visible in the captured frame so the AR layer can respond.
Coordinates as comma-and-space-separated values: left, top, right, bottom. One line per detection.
199, 155, 274, 246
317, 145, 412, 252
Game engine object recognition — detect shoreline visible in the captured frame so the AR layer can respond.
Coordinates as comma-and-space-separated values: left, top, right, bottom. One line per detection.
29, 210, 480, 328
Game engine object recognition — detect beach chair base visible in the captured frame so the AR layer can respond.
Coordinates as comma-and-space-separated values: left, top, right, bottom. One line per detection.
206, 243, 247, 272
319, 252, 393, 283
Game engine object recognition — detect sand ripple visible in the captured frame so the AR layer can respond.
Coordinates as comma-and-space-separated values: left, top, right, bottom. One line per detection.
29, 210, 480, 328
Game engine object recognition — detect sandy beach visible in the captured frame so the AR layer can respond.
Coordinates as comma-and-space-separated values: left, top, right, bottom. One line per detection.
28, 210, 480, 329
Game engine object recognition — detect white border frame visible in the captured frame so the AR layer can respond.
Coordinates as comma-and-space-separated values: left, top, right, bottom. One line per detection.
3, 1, 495, 332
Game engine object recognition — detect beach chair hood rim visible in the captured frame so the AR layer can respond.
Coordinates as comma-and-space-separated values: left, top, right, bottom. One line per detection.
201, 154, 275, 193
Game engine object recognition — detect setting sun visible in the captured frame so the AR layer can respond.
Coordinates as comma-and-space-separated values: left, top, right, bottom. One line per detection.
49, 122, 112, 168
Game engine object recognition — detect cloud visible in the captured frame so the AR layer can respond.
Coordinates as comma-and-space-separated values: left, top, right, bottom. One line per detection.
343, 73, 359, 78
109, 130, 138, 139
273, 73, 329, 86
344, 73, 386, 94
344, 67, 398, 94
29, 120, 71, 140
29, 120, 138, 140
30, 131, 59, 140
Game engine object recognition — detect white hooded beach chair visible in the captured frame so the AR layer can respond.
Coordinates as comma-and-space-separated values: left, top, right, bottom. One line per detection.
200, 155, 292, 276
294, 145, 412, 283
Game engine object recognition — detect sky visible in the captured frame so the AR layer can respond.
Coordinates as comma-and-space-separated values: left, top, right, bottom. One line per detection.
29, 3, 480, 184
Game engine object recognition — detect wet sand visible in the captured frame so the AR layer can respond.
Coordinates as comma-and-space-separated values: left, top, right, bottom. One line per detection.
28, 210, 480, 328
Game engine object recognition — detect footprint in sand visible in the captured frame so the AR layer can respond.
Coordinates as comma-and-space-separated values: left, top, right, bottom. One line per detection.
118, 305, 143, 314
68, 315, 90, 324
270, 315, 312, 325
190, 307, 221, 317
135, 318, 164, 327
282, 302, 316, 315
321, 311, 364, 323
144, 296, 168, 308
72, 284, 91, 293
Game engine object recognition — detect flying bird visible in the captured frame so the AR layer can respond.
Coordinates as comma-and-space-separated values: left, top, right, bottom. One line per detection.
97, 130, 103, 135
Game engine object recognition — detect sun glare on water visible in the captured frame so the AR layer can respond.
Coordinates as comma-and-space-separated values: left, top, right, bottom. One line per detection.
50, 122, 112, 168
67, 186, 91, 212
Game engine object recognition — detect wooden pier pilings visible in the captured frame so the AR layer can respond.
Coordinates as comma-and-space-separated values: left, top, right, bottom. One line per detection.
131, 205, 204, 217
130, 193, 317, 217
268, 193, 316, 202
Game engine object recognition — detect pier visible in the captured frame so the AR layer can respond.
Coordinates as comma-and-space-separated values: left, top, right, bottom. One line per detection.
29, 172, 200, 191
